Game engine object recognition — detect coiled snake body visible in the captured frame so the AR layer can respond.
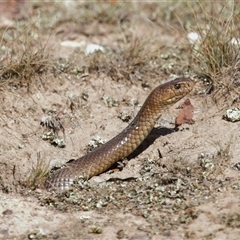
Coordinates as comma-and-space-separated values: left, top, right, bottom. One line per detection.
45, 78, 194, 191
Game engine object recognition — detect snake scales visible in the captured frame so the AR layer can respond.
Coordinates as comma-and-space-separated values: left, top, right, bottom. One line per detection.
45, 77, 194, 191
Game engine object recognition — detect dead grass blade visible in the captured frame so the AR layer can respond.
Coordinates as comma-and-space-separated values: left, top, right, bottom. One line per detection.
181, 1, 240, 107
24, 152, 49, 189
0, 23, 52, 85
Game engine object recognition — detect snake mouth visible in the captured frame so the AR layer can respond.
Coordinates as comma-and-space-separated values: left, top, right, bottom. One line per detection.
165, 93, 185, 103
166, 96, 179, 103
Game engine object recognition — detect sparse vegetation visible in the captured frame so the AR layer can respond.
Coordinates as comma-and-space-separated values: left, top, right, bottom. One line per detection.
0, 23, 51, 85
186, 1, 240, 106
1, 1, 240, 239
190, 2, 240, 76
39, 154, 234, 231
24, 152, 49, 189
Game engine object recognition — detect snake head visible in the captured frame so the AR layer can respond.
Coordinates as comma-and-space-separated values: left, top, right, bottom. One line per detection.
159, 77, 195, 105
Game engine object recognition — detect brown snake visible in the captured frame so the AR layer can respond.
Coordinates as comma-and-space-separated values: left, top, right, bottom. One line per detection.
45, 77, 194, 191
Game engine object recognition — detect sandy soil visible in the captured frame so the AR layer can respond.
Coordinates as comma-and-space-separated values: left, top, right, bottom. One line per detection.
1, 2, 240, 240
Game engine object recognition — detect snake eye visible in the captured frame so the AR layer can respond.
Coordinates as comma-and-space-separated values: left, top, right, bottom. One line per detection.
174, 84, 181, 90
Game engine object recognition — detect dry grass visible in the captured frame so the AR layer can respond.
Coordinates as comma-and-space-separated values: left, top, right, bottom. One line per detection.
1, 2, 240, 238
0, 23, 51, 85
24, 152, 49, 190
184, 1, 240, 106
191, 2, 240, 75
2, 1, 239, 102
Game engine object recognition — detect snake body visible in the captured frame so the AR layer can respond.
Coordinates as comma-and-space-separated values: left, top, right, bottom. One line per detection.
45, 77, 194, 191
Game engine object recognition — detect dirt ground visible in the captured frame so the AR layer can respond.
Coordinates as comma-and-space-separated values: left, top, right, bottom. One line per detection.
1, 2, 240, 240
